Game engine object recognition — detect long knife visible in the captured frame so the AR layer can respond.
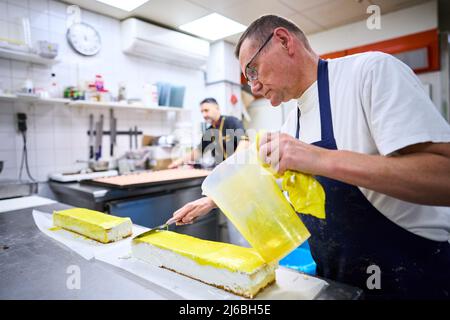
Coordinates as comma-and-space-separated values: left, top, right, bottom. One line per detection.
133, 216, 179, 240
89, 114, 94, 159
110, 109, 116, 157
99, 114, 104, 159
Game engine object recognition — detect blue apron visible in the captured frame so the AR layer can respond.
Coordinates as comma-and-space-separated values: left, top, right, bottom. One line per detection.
295, 59, 450, 299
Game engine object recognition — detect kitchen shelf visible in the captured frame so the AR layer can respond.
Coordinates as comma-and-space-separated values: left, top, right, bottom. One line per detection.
0, 94, 190, 113
69, 100, 189, 112
0, 47, 60, 66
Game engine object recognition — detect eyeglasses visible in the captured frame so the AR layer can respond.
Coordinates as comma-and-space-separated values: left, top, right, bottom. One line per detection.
244, 32, 274, 85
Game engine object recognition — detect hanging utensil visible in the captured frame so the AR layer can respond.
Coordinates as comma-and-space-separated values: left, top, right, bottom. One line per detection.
89, 114, 94, 159
129, 127, 132, 151
134, 125, 138, 149
109, 109, 116, 157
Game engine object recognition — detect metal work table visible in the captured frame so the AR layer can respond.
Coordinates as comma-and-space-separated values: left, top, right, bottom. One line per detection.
0, 202, 364, 300
48, 177, 206, 211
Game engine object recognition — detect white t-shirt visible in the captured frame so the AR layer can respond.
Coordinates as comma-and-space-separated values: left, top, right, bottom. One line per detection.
280, 51, 450, 242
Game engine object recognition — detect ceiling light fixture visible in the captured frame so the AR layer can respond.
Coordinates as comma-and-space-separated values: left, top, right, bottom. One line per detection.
95, 0, 150, 12
179, 13, 247, 41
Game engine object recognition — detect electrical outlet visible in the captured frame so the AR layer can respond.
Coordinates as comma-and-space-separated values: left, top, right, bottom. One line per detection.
17, 113, 27, 133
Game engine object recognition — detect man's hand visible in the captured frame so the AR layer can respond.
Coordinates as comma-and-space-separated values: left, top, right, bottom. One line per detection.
171, 197, 217, 225
168, 158, 183, 169
258, 132, 330, 176
259, 131, 450, 206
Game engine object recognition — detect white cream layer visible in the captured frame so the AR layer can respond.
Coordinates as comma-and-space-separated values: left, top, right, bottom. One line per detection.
132, 241, 277, 298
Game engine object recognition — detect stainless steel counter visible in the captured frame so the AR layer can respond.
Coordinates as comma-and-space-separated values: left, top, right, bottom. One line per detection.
48, 177, 206, 210
0, 202, 363, 300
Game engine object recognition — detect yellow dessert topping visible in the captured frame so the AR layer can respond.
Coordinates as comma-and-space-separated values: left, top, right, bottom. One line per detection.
134, 230, 268, 273
53, 208, 131, 243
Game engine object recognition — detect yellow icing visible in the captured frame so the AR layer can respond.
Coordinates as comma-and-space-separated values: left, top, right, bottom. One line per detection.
53, 208, 131, 243
134, 230, 268, 274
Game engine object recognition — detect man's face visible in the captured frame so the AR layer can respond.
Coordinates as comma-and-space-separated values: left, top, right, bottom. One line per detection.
239, 31, 292, 107
200, 103, 219, 124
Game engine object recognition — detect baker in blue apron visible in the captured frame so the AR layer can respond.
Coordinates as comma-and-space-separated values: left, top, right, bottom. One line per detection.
235, 16, 450, 299
170, 16, 450, 299
290, 59, 450, 299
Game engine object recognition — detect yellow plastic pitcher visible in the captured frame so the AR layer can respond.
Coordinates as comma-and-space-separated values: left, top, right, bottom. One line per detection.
201, 145, 311, 263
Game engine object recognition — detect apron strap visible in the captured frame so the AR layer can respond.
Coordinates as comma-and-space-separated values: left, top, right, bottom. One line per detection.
296, 59, 336, 146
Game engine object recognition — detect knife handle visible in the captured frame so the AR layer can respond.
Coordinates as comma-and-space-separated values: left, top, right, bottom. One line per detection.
110, 143, 114, 157
89, 145, 94, 159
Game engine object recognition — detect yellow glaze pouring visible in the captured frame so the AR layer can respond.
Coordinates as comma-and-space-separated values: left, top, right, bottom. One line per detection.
202, 138, 312, 263
134, 230, 268, 274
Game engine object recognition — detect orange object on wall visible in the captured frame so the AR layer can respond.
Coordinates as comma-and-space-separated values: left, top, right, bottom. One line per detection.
320, 29, 440, 74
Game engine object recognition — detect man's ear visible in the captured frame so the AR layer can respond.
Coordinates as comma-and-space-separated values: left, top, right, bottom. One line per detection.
274, 27, 292, 53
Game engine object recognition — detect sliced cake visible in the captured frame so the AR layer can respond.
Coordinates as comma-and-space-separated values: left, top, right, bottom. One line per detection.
53, 208, 132, 243
132, 230, 277, 298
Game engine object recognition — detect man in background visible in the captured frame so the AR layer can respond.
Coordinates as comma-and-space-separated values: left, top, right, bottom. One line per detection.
169, 97, 249, 168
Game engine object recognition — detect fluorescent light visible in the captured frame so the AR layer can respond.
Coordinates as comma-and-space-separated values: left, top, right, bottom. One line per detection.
95, 0, 149, 12
179, 13, 247, 41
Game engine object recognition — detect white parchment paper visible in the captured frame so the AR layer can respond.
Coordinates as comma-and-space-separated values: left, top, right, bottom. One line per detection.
33, 209, 328, 299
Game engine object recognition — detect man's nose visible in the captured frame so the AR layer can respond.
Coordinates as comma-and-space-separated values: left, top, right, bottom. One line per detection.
250, 80, 263, 95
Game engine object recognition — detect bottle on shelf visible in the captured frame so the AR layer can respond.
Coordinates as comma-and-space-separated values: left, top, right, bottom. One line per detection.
95, 74, 104, 91
48, 73, 60, 98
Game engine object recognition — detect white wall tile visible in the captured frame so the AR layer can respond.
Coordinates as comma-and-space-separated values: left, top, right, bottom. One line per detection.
1, 167, 19, 180
0, 20, 8, 41
35, 132, 54, 149
48, 15, 66, 35
11, 60, 29, 79
35, 147, 55, 166
30, 10, 49, 31
7, 22, 25, 44
31, 27, 50, 46
0, 113, 15, 132
29, 0, 49, 14
34, 114, 53, 133
36, 165, 53, 181
0, 76, 13, 93
48, 0, 67, 18
0, 1, 7, 21
6, 3, 29, 24
0, 58, 12, 79
0, 150, 16, 168
53, 131, 71, 149
0, 101, 14, 115
7, 0, 28, 8
0, 132, 16, 150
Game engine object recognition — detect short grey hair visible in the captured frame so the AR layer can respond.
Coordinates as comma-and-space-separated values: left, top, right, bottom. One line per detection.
234, 15, 310, 59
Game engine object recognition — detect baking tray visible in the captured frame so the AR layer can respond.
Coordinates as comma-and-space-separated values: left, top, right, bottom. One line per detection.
81, 169, 210, 189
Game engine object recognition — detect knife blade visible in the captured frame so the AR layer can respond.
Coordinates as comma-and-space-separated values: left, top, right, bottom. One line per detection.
134, 125, 138, 149
110, 109, 116, 157
98, 114, 104, 160
133, 216, 179, 240
94, 120, 101, 161
89, 114, 94, 159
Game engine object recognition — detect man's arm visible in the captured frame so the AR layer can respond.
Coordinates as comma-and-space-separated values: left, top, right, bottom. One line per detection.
325, 142, 450, 206
168, 148, 201, 169
259, 133, 450, 206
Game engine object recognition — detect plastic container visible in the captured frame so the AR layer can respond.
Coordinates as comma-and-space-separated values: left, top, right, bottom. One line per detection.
202, 145, 310, 262
279, 241, 317, 275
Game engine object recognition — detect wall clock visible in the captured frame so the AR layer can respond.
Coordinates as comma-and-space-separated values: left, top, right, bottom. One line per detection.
66, 22, 101, 56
